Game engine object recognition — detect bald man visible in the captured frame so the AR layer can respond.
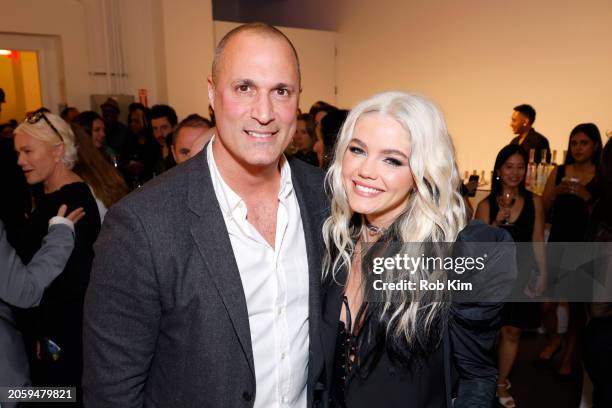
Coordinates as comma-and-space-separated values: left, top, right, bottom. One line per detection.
84, 23, 327, 407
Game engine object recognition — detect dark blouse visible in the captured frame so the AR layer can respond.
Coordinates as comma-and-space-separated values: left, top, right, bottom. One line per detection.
16, 182, 100, 387
321, 220, 516, 408
549, 165, 597, 242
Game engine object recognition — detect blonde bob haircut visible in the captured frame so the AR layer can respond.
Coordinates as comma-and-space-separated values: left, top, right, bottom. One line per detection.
322, 91, 466, 347
15, 112, 78, 169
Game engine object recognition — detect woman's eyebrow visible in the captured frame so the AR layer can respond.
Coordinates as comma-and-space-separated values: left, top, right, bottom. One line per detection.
380, 149, 409, 160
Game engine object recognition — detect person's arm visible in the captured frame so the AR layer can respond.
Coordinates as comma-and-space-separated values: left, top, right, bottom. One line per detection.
474, 200, 490, 224
451, 224, 517, 407
0, 205, 83, 308
541, 167, 558, 213
531, 196, 547, 296
83, 203, 160, 408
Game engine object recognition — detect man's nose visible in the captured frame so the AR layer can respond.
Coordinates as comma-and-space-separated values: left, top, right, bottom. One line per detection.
251, 93, 273, 125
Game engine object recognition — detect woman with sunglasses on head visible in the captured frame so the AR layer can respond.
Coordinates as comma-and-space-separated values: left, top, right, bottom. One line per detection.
320, 91, 516, 407
538, 123, 602, 377
13, 110, 101, 406
475, 144, 546, 407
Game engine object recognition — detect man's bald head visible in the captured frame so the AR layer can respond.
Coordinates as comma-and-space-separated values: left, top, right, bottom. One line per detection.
211, 22, 301, 87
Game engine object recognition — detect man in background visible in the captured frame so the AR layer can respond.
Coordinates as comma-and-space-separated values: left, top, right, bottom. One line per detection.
171, 113, 212, 164
510, 104, 551, 163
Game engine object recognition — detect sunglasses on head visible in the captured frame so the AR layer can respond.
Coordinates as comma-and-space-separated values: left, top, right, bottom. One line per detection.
25, 109, 64, 142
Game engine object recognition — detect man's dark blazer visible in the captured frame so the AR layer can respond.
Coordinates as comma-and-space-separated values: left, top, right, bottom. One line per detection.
83, 148, 328, 407
510, 128, 551, 163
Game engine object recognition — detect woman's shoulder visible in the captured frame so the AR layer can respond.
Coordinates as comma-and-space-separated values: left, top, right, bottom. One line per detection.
456, 220, 513, 243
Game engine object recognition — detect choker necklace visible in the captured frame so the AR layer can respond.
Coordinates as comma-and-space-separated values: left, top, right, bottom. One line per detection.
365, 222, 385, 235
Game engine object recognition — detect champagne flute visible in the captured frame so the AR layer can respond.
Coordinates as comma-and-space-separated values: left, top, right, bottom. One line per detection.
497, 192, 516, 225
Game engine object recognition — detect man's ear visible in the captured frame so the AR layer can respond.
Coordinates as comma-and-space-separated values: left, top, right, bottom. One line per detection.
207, 75, 215, 111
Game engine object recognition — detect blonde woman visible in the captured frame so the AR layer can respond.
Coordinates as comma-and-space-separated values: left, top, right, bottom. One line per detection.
14, 109, 100, 406
320, 92, 515, 407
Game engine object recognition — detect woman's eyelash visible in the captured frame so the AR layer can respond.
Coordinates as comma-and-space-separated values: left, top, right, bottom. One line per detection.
384, 158, 403, 167
349, 146, 365, 155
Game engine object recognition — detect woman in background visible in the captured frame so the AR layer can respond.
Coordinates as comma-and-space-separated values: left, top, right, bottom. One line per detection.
1, 205, 82, 407
71, 124, 129, 222
475, 144, 546, 407
321, 91, 515, 407
73, 110, 117, 163
539, 123, 602, 376
13, 110, 101, 406
292, 113, 319, 167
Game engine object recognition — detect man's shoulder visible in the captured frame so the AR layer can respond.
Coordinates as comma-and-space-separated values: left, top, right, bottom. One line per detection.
288, 156, 325, 192
113, 158, 204, 218
531, 128, 549, 143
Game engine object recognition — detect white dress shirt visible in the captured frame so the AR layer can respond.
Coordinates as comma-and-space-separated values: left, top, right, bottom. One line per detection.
207, 139, 309, 408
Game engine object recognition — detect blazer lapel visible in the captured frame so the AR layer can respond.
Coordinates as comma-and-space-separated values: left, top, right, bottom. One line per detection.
289, 160, 328, 398
186, 149, 255, 378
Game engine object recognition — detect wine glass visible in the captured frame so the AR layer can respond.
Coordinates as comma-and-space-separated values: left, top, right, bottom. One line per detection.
497, 192, 516, 226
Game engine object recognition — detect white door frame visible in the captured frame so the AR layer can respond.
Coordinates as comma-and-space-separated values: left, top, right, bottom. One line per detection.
0, 32, 65, 113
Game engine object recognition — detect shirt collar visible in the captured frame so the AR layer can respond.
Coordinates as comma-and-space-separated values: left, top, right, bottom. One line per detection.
207, 136, 295, 219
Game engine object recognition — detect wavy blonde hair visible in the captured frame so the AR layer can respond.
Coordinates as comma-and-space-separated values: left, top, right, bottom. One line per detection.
322, 91, 466, 350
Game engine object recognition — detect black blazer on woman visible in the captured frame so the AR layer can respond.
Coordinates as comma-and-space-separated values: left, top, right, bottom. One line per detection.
320, 220, 516, 408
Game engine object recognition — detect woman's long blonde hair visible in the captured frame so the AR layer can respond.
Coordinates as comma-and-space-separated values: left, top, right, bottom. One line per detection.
322, 91, 466, 352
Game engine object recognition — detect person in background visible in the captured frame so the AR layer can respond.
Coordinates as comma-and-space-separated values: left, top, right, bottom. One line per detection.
73, 110, 117, 163
539, 123, 602, 376
13, 110, 101, 406
151, 104, 179, 172
100, 98, 129, 160
309, 100, 337, 165
124, 103, 160, 187
60, 107, 79, 124
71, 124, 129, 222
1, 205, 83, 406
320, 109, 349, 170
171, 113, 212, 164
583, 137, 612, 407
475, 144, 546, 408
509, 104, 551, 164
292, 113, 319, 167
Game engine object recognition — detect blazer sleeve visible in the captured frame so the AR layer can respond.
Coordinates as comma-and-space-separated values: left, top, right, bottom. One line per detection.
0, 220, 74, 308
83, 204, 161, 408
449, 221, 517, 408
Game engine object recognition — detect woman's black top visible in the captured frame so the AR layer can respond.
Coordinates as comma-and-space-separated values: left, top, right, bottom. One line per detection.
489, 192, 541, 327
16, 182, 100, 384
549, 165, 597, 242
321, 220, 516, 408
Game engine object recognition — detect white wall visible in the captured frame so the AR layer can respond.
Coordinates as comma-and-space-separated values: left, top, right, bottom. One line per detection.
0, 0, 180, 117
1, 0, 91, 111
160, 0, 215, 119
336, 0, 612, 176
214, 21, 337, 114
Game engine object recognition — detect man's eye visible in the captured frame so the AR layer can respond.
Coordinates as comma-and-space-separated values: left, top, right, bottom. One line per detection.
276, 88, 289, 96
237, 84, 251, 92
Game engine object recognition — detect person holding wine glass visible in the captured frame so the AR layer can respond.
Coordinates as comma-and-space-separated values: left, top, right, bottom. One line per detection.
475, 144, 546, 407
538, 123, 602, 377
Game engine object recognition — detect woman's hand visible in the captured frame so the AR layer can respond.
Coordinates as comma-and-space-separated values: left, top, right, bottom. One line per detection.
56, 204, 86, 224
494, 208, 511, 225
567, 182, 591, 202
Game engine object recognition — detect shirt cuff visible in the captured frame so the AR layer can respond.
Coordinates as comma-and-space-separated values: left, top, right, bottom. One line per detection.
48, 216, 75, 233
